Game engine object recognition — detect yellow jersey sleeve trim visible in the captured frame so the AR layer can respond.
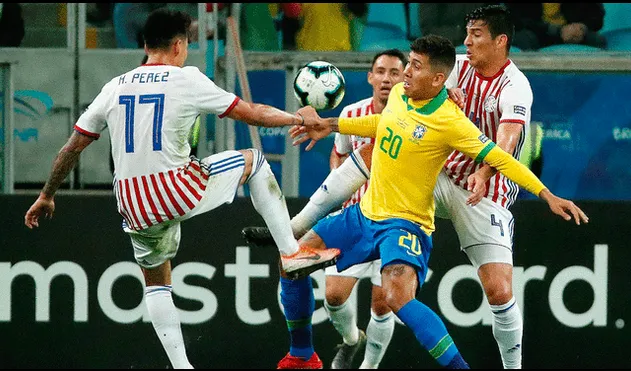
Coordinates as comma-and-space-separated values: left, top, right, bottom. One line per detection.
475, 142, 496, 163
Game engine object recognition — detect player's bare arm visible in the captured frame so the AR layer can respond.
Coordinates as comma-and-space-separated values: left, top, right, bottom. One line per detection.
227, 99, 303, 127
24, 131, 95, 229
466, 122, 524, 206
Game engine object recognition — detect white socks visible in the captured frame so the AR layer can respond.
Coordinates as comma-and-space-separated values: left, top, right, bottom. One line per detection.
324, 300, 360, 345
490, 297, 523, 369
247, 149, 299, 256
360, 311, 395, 369
145, 286, 193, 369
291, 151, 370, 238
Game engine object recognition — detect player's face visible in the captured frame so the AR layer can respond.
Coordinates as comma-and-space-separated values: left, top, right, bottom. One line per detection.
403, 51, 443, 100
463, 19, 506, 68
368, 55, 405, 103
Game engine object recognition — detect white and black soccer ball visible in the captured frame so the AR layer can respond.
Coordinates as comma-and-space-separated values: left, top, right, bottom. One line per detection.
293, 61, 346, 111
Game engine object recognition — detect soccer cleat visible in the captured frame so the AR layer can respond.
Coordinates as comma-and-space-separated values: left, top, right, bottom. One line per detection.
277, 352, 323, 369
331, 330, 367, 369
241, 226, 274, 248
281, 246, 341, 280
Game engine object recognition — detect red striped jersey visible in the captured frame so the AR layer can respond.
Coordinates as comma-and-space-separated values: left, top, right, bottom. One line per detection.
75, 64, 240, 230
333, 97, 375, 208
444, 55, 533, 208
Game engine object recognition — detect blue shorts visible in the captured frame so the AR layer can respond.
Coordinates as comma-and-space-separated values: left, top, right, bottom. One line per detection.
312, 203, 433, 287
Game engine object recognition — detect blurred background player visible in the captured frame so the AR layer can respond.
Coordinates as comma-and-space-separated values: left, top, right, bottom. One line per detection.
24, 8, 339, 369
323, 49, 406, 370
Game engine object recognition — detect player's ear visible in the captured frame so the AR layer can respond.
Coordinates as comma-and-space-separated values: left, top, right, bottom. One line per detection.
432, 72, 446, 88
173, 38, 182, 55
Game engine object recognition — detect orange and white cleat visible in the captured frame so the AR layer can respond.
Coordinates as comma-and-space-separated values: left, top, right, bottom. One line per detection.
281, 246, 340, 280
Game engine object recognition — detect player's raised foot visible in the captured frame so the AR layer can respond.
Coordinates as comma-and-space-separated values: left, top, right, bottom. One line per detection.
331, 330, 367, 369
241, 226, 274, 248
281, 246, 340, 280
277, 352, 323, 369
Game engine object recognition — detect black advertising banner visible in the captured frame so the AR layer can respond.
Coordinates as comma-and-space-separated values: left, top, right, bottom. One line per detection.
1, 195, 629, 368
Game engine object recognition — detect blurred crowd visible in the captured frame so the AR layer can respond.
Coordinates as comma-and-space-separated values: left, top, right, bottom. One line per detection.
2, 3, 623, 52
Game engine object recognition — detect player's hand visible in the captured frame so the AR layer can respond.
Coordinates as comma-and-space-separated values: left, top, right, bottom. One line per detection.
289, 122, 332, 151
296, 105, 321, 127
24, 194, 55, 229
539, 189, 589, 225
465, 172, 487, 206
448, 88, 465, 110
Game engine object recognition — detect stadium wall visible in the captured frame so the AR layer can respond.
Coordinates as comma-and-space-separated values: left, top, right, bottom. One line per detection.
1, 195, 629, 368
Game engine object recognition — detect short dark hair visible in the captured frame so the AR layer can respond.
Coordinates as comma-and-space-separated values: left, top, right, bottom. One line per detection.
410, 35, 455, 76
143, 8, 193, 50
465, 4, 515, 50
371, 49, 408, 69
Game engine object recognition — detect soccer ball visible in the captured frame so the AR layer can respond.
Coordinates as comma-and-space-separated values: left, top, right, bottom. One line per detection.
293, 61, 346, 111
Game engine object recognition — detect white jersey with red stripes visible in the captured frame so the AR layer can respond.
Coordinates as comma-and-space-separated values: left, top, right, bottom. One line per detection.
333, 97, 375, 208
75, 64, 240, 230
444, 54, 533, 209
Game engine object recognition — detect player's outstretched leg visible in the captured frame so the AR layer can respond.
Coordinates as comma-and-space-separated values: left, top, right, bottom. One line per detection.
277, 276, 323, 369
242, 148, 370, 249
244, 148, 339, 279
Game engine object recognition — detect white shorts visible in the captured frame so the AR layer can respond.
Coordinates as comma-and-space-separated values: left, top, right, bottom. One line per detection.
125, 150, 245, 269
325, 259, 382, 286
433, 170, 514, 269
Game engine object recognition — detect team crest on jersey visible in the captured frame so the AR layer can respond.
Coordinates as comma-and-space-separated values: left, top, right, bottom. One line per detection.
412, 124, 427, 140
483, 95, 497, 113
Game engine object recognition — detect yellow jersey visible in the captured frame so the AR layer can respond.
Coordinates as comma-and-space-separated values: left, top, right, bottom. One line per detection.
338, 82, 546, 235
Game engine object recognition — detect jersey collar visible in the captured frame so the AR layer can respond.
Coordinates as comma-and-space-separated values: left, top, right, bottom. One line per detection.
401, 86, 448, 115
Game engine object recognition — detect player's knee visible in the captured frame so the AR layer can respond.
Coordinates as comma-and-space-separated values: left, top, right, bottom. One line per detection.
325, 292, 348, 307
484, 282, 513, 305
371, 301, 391, 317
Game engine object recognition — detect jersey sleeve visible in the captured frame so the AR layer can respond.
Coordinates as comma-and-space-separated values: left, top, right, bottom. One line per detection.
447, 116, 545, 197
333, 133, 352, 155
445, 60, 459, 89
338, 114, 381, 138
74, 80, 115, 139
445, 55, 466, 89
498, 79, 533, 126
334, 107, 353, 155
183, 67, 240, 118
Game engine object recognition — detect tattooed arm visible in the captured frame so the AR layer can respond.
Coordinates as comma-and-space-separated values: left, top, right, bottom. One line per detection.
24, 131, 95, 228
